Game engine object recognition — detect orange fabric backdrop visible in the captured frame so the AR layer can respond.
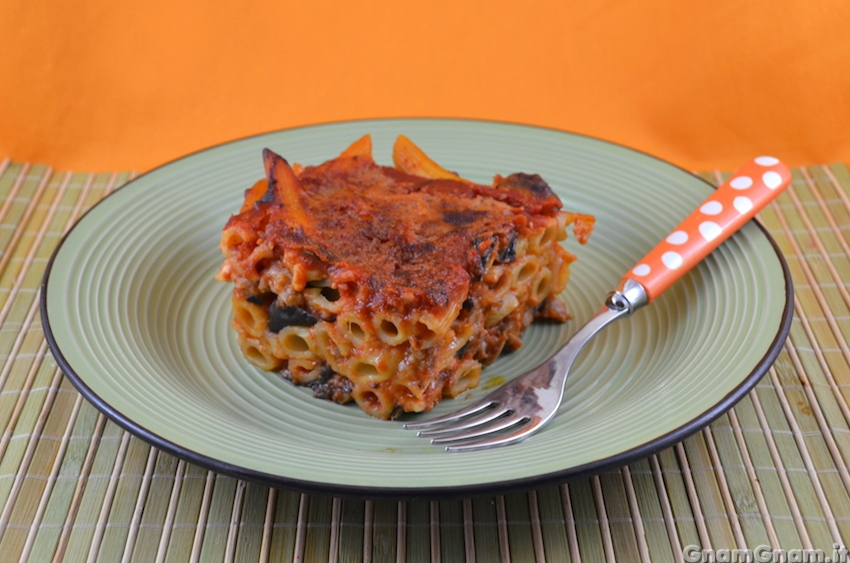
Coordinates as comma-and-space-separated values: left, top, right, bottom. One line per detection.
1, 0, 849, 172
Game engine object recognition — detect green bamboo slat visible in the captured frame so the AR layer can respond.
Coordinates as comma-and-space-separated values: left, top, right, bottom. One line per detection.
233, 482, 271, 562
752, 377, 835, 548
437, 499, 466, 562
303, 494, 333, 562
93, 438, 154, 562
25, 392, 103, 561
757, 172, 850, 542
597, 471, 641, 560
499, 492, 535, 562
568, 478, 608, 562
0, 167, 57, 409
725, 395, 805, 546
0, 169, 78, 557
60, 421, 129, 561
1, 170, 123, 559
163, 463, 210, 563
268, 490, 301, 561
827, 162, 850, 189
163, 466, 191, 560
651, 448, 701, 550
192, 474, 237, 562
789, 167, 850, 430
0, 159, 21, 204
770, 357, 850, 547
798, 167, 850, 268
526, 491, 547, 561
338, 498, 365, 563
404, 500, 431, 562
0, 166, 127, 562
823, 164, 850, 238
372, 500, 399, 562
617, 466, 651, 561
788, 315, 850, 443
127, 451, 180, 560
0, 167, 56, 326
680, 431, 739, 548
777, 336, 850, 541
627, 458, 679, 562
705, 414, 772, 546
762, 361, 839, 550
0, 357, 56, 496
0, 164, 51, 296
470, 496, 501, 562
0, 385, 84, 560
807, 163, 850, 428
535, 486, 572, 563
777, 185, 850, 380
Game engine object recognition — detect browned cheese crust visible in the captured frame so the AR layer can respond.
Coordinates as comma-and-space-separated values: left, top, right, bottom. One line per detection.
217, 135, 594, 419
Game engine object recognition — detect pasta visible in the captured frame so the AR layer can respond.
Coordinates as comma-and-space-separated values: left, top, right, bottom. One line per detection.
216, 134, 594, 419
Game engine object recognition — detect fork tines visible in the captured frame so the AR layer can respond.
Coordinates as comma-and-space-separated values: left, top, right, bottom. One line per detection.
403, 403, 533, 452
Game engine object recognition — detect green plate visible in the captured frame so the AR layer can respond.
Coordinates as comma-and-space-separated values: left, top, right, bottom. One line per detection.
41, 119, 792, 498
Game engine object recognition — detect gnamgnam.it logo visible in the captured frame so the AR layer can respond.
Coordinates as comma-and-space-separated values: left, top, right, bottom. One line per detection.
682, 544, 849, 563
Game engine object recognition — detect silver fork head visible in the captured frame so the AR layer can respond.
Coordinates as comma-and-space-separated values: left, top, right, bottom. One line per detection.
402, 297, 638, 451
404, 404, 546, 452
402, 362, 563, 452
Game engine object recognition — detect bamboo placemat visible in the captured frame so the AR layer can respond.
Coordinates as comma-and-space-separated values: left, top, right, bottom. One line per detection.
0, 158, 848, 562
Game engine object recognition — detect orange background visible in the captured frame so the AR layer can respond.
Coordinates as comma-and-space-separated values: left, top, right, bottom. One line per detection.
1, 0, 849, 173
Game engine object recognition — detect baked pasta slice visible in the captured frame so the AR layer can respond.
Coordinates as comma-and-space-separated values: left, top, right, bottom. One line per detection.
216, 135, 594, 419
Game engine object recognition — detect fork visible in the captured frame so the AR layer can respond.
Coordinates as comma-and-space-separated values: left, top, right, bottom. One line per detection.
404, 157, 792, 451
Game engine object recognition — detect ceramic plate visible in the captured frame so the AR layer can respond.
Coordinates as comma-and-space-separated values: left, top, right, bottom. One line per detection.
41, 119, 792, 498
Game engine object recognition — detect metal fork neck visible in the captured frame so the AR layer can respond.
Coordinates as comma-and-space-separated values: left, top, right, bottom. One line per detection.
605, 278, 648, 317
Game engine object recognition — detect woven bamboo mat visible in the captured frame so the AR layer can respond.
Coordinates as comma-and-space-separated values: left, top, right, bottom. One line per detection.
1, 157, 849, 562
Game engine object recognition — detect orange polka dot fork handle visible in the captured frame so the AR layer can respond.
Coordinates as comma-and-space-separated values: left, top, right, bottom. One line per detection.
407, 156, 790, 452
616, 156, 791, 306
